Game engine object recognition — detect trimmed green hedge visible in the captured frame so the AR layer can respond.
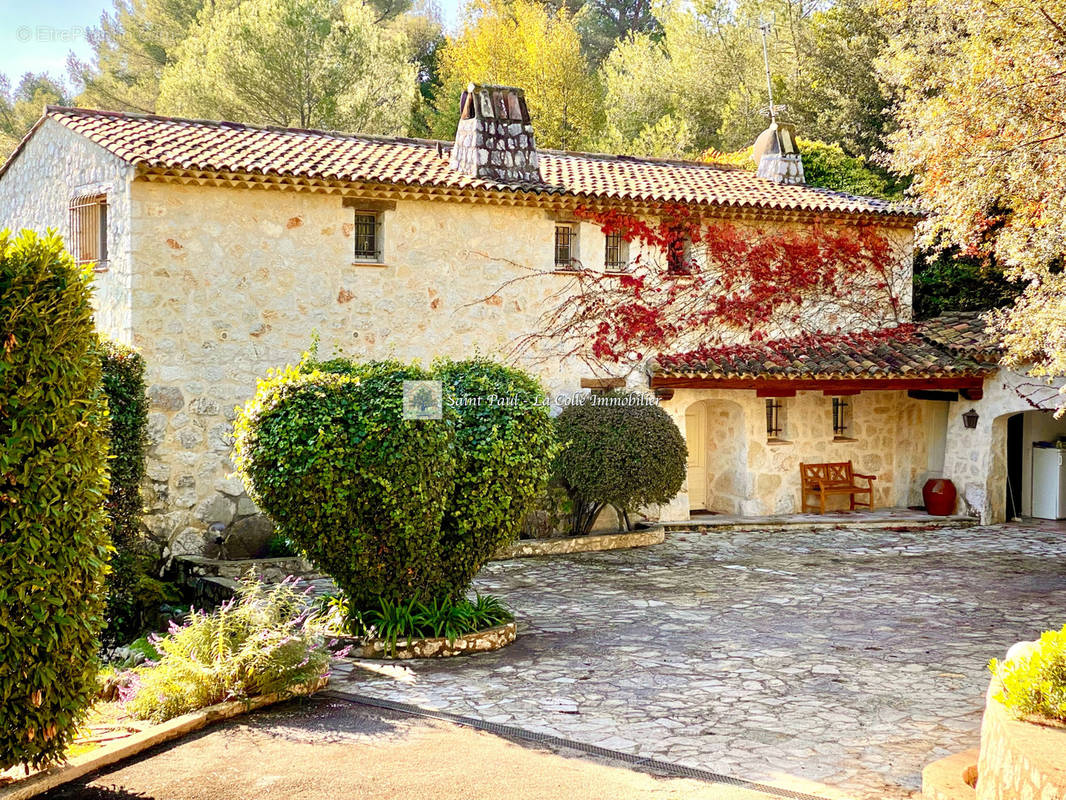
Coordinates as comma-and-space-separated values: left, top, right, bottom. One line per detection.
554, 392, 686, 536
101, 341, 148, 547
0, 229, 111, 770
100, 341, 159, 645
234, 355, 555, 616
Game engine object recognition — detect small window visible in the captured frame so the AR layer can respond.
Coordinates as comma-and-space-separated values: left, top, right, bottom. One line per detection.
353, 211, 382, 262
766, 398, 787, 441
605, 230, 629, 271
666, 238, 692, 273
69, 194, 108, 271
832, 397, 851, 439
554, 223, 578, 270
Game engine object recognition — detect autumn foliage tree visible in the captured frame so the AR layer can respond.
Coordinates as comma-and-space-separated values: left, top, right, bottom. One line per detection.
489, 205, 907, 375
879, 0, 1066, 403
432, 0, 604, 149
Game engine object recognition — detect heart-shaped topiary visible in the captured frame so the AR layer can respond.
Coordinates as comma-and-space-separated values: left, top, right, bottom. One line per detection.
233, 360, 455, 610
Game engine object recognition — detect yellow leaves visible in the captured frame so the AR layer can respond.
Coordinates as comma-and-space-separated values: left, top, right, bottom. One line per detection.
438, 0, 603, 150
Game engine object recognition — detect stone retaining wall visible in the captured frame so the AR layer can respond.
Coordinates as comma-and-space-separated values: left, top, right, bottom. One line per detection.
976, 679, 1066, 800
493, 526, 665, 559
174, 554, 322, 584
339, 621, 517, 659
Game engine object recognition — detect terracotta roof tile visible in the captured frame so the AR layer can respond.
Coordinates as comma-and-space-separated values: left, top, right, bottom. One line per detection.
915, 311, 1000, 361
13, 107, 918, 219
653, 318, 998, 380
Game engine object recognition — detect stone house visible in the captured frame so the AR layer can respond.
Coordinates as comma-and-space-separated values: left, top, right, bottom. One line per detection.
0, 84, 1060, 553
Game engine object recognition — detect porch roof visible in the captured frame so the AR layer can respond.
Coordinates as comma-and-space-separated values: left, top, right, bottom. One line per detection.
649, 313, 998, 396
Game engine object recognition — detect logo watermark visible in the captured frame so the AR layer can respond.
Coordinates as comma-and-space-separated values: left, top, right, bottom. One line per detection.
402, 380, 443, 420
15, 26, 86, 44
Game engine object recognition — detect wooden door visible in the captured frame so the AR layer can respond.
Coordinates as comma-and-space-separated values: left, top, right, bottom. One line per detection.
685, 405, 707, 511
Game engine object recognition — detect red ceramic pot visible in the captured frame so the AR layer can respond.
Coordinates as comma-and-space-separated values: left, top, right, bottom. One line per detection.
923, 478, 957, 516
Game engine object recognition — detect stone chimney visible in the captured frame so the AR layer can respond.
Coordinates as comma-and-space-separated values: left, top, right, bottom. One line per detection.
450, 83, 540, 183
753, 121, 804, 185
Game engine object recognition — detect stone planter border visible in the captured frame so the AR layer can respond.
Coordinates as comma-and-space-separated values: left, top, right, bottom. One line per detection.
0, 677, 328, 800
335, 621, 517, 659
922, 677, 1066, 800
493, 525, 664, 559
975, 678, 1066, 800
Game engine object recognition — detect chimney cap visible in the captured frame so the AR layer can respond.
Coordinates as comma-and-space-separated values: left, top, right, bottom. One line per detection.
459, 83, 530, 124
753, 121, 798, 163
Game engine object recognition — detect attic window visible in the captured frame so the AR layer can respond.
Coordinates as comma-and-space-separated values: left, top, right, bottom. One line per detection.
69, 194, 108, 272
605, 231, 629, 272
352, 211, 382, 262
666, 238, 692, 274
554, 223, 579, 270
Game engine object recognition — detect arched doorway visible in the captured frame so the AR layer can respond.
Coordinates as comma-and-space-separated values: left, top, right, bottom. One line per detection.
684, 399, 749, 514
996, 409, 1066, 520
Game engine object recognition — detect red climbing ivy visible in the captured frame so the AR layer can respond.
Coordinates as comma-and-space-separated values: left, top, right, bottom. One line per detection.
482, 204, 909, 375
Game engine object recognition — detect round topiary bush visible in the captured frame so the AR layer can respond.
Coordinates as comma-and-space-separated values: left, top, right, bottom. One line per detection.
434, 358, 556, 595
0, 229, 111, 770
554, 391, 686, 536
233, 360, 455, 610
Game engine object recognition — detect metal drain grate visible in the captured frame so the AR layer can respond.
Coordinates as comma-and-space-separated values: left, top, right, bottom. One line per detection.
322, 689, 839, 800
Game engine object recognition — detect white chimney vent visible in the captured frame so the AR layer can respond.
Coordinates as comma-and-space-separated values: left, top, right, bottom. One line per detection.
753, 121, 804, 185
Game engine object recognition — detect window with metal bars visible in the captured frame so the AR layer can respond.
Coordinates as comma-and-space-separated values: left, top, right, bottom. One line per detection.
604, 230, 628, 271
765, 398, 785, 439
666, 238, 692, 273
69, 194, 108, 271
554, 224, 577, 269
352, 212, 382, 261
832, 397, 851, 438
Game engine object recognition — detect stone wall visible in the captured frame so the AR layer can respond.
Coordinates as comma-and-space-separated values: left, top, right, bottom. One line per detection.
0, 118, 135, 343
942, 369, 1066, 523
659, 387, 936, 518
128, 181, 919, 549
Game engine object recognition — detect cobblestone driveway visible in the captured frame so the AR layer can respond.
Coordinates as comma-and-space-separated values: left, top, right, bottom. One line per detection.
332, 524, 1066, 799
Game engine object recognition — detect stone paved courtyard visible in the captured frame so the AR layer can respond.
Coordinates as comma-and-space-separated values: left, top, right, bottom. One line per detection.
331, 523, 1066, 799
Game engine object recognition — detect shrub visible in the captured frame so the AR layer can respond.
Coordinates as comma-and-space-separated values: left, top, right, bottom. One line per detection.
519, 486, 571, 539
434, 358, 556, 595
233, 361, 455, 610
99, 340, 163, 645
554, 392, 686, 536
127, 577, 331, 723
328, 592, 514, 656
100, 341, 149, 548
0, 229, 111, 770
990, 624, 1066, 723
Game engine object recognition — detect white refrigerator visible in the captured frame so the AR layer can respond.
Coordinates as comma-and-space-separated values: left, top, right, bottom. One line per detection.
1032, 448, 1066, 520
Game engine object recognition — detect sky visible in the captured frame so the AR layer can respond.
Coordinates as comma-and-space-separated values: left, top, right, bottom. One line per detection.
0, 0, 463, 89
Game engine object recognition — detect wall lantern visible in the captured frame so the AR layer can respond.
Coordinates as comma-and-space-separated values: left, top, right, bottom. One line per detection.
962, 408, 979, 429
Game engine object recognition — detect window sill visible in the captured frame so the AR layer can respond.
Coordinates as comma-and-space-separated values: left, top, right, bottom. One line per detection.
766, 438, 793, 446
351, 261, 388, 268
832, 436, 858, 443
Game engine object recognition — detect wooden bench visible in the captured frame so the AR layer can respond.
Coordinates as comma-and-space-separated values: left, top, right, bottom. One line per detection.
800, 461, 876, 514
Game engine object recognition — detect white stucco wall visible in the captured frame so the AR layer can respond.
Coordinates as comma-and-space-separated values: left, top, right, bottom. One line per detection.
0, 118, 135, 342
942, 368, 1066, 523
